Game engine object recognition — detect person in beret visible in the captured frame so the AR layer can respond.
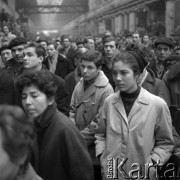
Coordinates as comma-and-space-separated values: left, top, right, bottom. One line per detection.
0, 37, 27, 105
154, 37, 173, 79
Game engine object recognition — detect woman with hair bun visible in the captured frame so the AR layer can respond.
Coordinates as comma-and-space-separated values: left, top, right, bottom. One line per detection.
95, 45, 174, 180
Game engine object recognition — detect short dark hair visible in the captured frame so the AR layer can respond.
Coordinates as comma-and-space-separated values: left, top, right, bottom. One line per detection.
84, 36, 94, 44
61, 35, 72, 42
0, 105, 35, 167
39, 39, 48, 45
25, 42, 46, 59
48, 42, 58, 50
15, 70, 57, 99
81, 50, 102, 68
102, 36, 117, 46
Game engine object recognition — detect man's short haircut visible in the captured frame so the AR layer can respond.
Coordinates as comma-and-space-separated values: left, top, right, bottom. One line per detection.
39, 39, 48, 45
15, 70, 57, 99
81, 50, 102, 68
61, 35, 72, 42
84, 36, 94, 44
102, 36, 117, 47
25, 42, 46, 59
47, 42, 58, 50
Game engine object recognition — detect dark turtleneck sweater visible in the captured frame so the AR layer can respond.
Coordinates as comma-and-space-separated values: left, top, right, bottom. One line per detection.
121, 86, 141, 117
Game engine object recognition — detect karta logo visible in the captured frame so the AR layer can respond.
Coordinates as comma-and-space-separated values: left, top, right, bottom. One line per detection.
106, 158, 179, 179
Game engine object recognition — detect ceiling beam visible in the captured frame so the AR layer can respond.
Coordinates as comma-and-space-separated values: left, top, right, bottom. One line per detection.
18, 5, 87, 14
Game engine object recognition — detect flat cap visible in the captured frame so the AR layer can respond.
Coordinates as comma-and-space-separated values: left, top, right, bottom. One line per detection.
154, 37, 173, 48
8, 37, 27, 49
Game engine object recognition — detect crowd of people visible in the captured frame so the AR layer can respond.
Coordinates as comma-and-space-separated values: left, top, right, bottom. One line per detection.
0, 27, 180, 180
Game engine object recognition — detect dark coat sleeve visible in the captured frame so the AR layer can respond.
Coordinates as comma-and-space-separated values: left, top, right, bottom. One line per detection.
66, 58, 74, 75
62, 124, 94, 180
52, 73, 70, 116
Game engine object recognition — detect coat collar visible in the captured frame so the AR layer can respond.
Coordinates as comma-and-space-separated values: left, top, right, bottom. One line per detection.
79, 70, 109, 88
76, 71, 109, 106
34, 103, 57, 129
112, 88, 150, 125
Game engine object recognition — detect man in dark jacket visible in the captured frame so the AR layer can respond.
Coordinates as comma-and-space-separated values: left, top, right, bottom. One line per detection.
0, 37, 27, 105
23, 42, 70, 115
0, 38, 70, 116
44, 42, 74, 79
101, 36, 119, 89
59, 35, 77, 67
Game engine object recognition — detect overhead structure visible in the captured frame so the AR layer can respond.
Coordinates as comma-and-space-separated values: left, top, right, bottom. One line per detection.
18, 5, 87, 14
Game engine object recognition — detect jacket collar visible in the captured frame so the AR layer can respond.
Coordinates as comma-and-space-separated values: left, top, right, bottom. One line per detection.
76, 71, 109, 106
112, 88, 149, 125
145, 68, 156, 84
80, 70, 109, 88
34, 103, 57, 129
112, 87, 149, 105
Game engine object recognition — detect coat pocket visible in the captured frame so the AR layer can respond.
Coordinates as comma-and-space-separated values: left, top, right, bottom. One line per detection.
83, 100, 96, 125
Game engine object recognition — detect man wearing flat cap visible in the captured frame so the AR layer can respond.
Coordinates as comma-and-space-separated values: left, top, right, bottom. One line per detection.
154, 37, 173, 79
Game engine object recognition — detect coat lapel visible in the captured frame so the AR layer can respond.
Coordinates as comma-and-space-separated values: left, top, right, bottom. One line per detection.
77, 82, 96, 106
113, 92, 128, 125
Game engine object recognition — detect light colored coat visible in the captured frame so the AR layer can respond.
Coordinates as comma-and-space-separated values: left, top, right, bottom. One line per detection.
95, 88, 174, 180
69, 70, 114, 164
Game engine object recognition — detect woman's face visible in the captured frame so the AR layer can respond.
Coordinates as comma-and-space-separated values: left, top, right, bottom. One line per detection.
22, 84, 53, 118
112, 61, 138, 94
0, 130, 19, 180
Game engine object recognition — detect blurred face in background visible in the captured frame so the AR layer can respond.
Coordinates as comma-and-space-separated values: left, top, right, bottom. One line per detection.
40, 41, 48, 51
85, 39, 95, 50
1, 49, 12, 65
133, 33, 141, 43
143, 35, 150, 44
47, 44, 57, 57
155, 44, 171, 62
3, 26, 9, 35
104, 41, 117, 58
62, 38, 71, 48
11, 44, 26, 63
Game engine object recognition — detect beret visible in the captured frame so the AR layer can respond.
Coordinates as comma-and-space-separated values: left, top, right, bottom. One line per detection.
154, 37, 173, 48
8, 37, 27, 49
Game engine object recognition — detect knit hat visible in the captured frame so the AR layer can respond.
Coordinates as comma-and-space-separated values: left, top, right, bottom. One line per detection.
154, 37, 173, 48
8, 37, 27, 49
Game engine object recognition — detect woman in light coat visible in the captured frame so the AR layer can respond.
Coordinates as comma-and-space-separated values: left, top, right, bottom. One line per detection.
95, 46, 174, 180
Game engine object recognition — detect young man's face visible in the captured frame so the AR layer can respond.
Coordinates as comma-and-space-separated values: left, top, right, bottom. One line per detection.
155, 44, 171, 62
81, 60, 99, 81
11, 44, 26, 63
62, 38, 71, 48
133, 33, 140, 43
3, 26, 9, 34
104, 41, 117, 58
47, 44, 57, 57
85, 39, 95, 50
40, 41, 47, 50
23, 47, 42, 70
